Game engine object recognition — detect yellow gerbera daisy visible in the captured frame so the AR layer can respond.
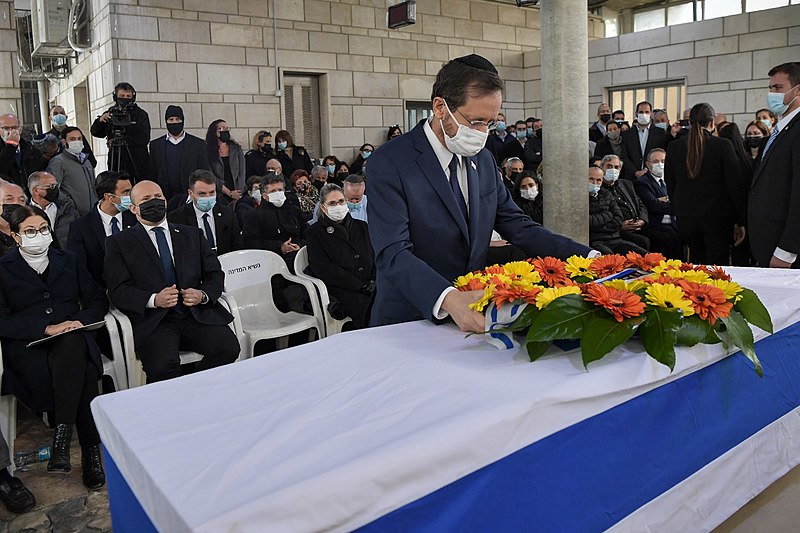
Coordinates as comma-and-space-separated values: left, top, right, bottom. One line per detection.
503, 261, 543, 284
664, 269, 711, 284
469, 284, 495, 313
652, 259, 684, 274
535, 285, 582, 309
707, 279, 744, 302
454, 272, 487, 291
604, 278, 648, 293
645, 283, 695, 316
565, 255, 596, 279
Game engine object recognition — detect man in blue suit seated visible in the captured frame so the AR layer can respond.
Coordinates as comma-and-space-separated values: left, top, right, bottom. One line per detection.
366, 54, 592, 333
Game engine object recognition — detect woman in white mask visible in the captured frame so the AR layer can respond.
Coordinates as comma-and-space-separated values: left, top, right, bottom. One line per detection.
511, 171, 543, 225
0, 205, 108, 490
305, 184, 375, 330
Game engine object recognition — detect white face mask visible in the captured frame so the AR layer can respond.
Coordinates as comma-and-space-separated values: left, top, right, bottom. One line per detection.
326, 204, 349, 222
251, 189, 262, 202
20, 232, 52, 256
604, 168, 620, 183
520, 187, 538, 201
650, 162, 665, 178
267, 190, 285, 207
637, 113, 651, 126
440, 101, 489, 157
66, 140, 83, 156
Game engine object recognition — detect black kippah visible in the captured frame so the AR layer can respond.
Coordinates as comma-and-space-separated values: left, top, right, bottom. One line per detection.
453, 54, 498, 75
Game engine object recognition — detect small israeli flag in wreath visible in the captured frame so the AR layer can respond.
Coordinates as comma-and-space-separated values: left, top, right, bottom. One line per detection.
485, 301, 528, 350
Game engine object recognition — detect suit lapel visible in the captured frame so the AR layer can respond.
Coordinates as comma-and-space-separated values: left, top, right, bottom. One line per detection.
169, 224, 185, 288
132, 224, 166, 278
753, 113, 800, 185
412, 126, 469, 242
183, 204, 199, 228
89, 210, 107, 250
465, 156, 481, 255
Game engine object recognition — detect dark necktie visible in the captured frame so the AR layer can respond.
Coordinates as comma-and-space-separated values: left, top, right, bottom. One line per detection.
448, 155, 468, 222
110, 217, 120, 235
202, 213, 216, 251
152, 227, 177, 286
658, 178, 666, 193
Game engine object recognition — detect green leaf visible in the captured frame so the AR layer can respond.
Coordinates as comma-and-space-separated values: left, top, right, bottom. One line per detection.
527, 295, 600, 342
526, 340, 551, 362
676, 315, 712, 347
721, 310, 762, 377
580, 316, 642, 369
639, 308, 682, 371
734, 288, 774, 334
702, 327, 723, 344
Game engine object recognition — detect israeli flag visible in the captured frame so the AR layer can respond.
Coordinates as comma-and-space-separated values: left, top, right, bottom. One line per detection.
485, 301, 528, 350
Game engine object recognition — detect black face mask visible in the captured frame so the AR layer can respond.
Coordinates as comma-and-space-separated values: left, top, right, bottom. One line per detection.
599, 114, 611, 124
166, 122, 183, 136
336, 172, 349, 181
137, 198, 166, 223
1, 203, 21, 221
509, 171, 521, 183
745, 137, 762, 149
43, 186, 59, 203
536, 129, 543, 139
116, 97, 134, 107
219, 131, 231, 143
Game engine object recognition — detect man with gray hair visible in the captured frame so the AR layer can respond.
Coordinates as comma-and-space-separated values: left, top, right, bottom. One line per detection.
310, 165, 329, 186
600, 154, 650, 252
0, 113, 47, 189
502, 157, 523, 190
27, 171, 78, 248
633, 147, 684, 259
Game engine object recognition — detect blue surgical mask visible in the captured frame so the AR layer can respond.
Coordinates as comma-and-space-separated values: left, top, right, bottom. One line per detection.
526, 128, 534, 138
654, 122, 668, 130
195, 196, 217, 212
515, 130, 527, 140
327, 164, 336, 175
114, 195, 132, 212
496, 121, 506, 132
277, 141, 288, 151
362, 150, 372, 159
52, 114, 67, 127
589, 183, 601, 195
767, 85, 798, 116
347, 201, 361, 212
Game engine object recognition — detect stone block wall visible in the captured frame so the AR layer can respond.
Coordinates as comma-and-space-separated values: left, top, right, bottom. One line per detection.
523, 3, 800, 133
0, 0, 21, 117
44, 0, 604, 170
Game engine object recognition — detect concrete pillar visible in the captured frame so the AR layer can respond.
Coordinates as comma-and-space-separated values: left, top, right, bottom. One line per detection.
540, 0, 589, 245
0, 0, 22, 117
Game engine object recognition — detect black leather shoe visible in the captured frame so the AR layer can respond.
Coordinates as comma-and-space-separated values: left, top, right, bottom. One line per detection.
47, 423, 72, 473
81, 444, 105, 490
0, 477, 36, 513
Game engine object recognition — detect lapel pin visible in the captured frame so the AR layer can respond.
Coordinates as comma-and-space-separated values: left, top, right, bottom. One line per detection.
327, 226, 335, 234
471, 161, 477, 170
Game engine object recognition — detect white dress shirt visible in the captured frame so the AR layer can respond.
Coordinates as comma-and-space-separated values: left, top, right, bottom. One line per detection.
97, 205, 124, 237
166, 132, 186, 145
194, 204, 216, 244
31, 200, 57, 228
770, 105, 800, 265
144, 218, 175, 308
637, 125, 650, 163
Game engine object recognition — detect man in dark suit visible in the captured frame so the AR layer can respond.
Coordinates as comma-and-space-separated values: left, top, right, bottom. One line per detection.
168, 169, 242, 255
589, 103, 612, 143
634, 148, 684, 260
599, 154, 650, 251
104, 180, 240, 383
498, 120, 527, 166
749, 62, 800, 268
27, 171, 79, 249
620, 101, 668, 181
0, 114, 47, 189
67, 171, 136, 287
366, 54, 591, 332
148, 105, 209, 202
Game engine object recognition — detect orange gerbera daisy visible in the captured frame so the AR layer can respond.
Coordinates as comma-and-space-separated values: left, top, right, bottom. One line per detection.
625, 251, 666, 271
678, 262, 697, 272
531, 257, 569, 286
583, 283, 646, 322
681, 281, 733, 325
707, 266, 732, 281
589, 254, 627, 278
483, 264, 505, 275
459, 277, 486, 291
493, 285, 542, 309
644, 273, 676, 285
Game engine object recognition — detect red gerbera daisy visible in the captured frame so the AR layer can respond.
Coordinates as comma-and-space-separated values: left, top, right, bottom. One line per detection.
493, 285, 542, 309
583, 284, 646, 322
483, 264, 505, 275
707, 266, 732, 281
625, 251, 666, 271
531, 257, 569, 286
589, 254, 627, 278
681, 281, 733, 325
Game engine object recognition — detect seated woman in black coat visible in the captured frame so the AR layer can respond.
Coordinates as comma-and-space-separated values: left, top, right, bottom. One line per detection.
512, 171, 543, 225
306, 184, 375, 330
0, 205, 108, 489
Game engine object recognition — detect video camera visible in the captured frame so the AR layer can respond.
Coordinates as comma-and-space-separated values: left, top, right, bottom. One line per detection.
110, 104, 132, 129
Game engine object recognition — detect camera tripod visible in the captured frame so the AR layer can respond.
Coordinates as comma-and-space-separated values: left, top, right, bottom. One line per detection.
107, 132, 140, 179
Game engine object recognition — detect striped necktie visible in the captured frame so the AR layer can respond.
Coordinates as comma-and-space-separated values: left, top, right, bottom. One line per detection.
762, 125, 779, 157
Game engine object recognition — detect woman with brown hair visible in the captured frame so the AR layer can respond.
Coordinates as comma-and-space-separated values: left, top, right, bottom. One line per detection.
274, 130, 313, 176
744, 120, 770, 161
664, 103, 746, 265
205, 119, 245, 202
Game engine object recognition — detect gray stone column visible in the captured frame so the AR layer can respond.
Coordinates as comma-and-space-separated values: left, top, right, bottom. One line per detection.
540, 0, 589, 245
0, 0, 21, 117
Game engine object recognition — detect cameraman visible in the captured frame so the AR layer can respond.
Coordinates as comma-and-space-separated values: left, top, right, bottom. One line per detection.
90, 82, 150, 180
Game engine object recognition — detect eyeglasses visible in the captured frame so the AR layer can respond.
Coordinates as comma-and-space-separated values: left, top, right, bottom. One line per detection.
325, 199, 347, 207
454, 107, 498, 131
19, 227, 51, 238
0, 126, 19, 132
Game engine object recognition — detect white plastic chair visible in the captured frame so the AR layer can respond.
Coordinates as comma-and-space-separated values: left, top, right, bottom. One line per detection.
218, 249, 325, 358
294, 247, 352, 336
0, 343, 16, 474
101, 312, 128, 392
109, 298, 238, 389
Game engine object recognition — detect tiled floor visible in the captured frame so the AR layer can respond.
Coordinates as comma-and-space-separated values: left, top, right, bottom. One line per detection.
0, 407, 111, 533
